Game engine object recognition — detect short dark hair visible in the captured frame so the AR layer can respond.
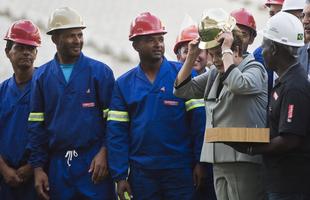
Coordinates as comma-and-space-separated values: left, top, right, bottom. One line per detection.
5, 40, 14, 51
307, 0, 310, 4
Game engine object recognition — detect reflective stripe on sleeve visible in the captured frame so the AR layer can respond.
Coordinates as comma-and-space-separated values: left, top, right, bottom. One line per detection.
107, 110, 130, 122
28, 112, 44, 122
103, 109, 109, 118
185, 99, 205, 111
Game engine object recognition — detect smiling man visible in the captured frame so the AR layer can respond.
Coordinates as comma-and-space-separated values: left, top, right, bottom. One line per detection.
27, 7, 115, 200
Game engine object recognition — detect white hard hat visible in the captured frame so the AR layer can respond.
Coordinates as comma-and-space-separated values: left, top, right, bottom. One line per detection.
282, 0, 305, 11
261, 12, 304, 47
47, 7, 86, 35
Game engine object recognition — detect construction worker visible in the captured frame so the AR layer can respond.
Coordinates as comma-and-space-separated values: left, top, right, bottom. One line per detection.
265, 0, 285, 17
107, 12, 204, 200
253, 0, 284, 97
174, 25, 211, 75
174, 8, 267, 200
298, 0, 310, 77
230, 8, 257, 55
174, 24, 217, 200
28, 7, 115, 200
0, 19, 40, 200
228, 12, 310, 200
281, 0, 305, 20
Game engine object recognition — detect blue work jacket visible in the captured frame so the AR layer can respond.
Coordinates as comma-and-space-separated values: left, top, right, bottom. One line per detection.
28, 53, 115, 168
0, 76, 32, 168
107, 57, 205, 181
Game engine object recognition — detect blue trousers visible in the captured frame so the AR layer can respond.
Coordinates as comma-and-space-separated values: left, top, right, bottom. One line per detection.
0, 178, 37, 200
49, 144, 116, 200
268, 193, 310, 200
129, 167, 194, 200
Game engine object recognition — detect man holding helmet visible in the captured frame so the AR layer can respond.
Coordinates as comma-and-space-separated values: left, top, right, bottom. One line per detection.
28, 7, 115, 200
174, 8, 267, 200
0, 19, 41, 200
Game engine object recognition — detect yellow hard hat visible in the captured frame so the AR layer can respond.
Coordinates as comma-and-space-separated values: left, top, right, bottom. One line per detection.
46, 7, 86, 35
198, 8, 236, 49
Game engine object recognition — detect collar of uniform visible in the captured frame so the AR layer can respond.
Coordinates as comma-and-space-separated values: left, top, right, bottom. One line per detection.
137, 57, 169, 84
276, 62, 299, 84
52, 52, 85, 84
53, 52, 84, 66
8, 75, 31, 96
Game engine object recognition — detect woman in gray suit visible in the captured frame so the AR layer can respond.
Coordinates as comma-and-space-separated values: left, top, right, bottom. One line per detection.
174, 9, 268, 200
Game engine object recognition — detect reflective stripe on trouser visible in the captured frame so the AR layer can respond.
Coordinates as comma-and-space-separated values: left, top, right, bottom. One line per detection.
107, 110, 130, 122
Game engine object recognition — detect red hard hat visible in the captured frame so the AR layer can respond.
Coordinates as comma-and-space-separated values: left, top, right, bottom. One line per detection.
4, 20, 41, 47
173, 25, 198, 54
230, 8, 257, 37
129, 12, 167, 41
265, 0, 284, 7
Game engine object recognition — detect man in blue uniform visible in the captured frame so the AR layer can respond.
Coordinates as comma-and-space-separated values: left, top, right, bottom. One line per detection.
28, 7, 115, 200
0, 20, 41, 200
107, 12, 205, 200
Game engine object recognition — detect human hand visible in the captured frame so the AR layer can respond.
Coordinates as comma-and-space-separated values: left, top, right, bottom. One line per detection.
117, 180, 133, 200
34, 167, 50, 200
187, 38, 202, 59
89, 147, 109, 184
0, 164, 22, 187
217, 31, 234, 52
193, 163, 206, 189
17, 164, 33, 183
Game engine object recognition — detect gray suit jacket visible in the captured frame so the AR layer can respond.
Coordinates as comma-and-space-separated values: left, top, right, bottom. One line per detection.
174, 54, 268, 164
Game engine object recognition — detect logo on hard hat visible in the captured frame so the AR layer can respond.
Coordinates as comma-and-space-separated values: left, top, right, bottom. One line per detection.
297, 33, 303, 41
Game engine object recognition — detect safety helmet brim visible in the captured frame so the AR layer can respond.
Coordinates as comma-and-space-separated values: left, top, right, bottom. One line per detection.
129, 30, 167, 41
4, 38, 41, 47
46, 25, 86, 35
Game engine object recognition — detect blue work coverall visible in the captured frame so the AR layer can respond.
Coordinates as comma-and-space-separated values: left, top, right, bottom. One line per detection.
28, 53, 115, 200
0, 76, 36, 199
107, 57, 205, 200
